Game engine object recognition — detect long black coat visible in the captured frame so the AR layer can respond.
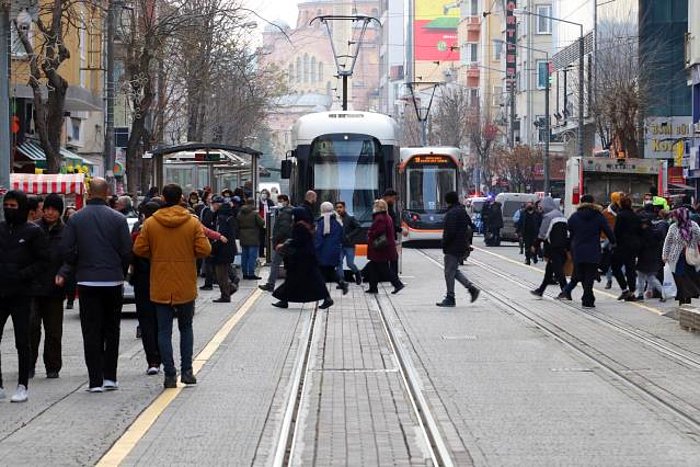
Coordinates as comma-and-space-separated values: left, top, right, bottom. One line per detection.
636, 225, 664, 274
273, 221, 329, 303
442, 204, 471, 257
33, 219, 67, 297
614, 208, 642, 257
521, 209, 541, 246
0, 220, 50, 298
211, 204, 238, 265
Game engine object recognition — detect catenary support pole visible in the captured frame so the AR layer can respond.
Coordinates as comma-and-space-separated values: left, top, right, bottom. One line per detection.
578, 34, 584, 158
104, 0, 116, 189
0, 4, 11, 197
544, 73, 551, 195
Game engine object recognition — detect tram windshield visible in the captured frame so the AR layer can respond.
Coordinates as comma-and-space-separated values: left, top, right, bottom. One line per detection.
406, 166, 456, 213
311, 135, 383, 223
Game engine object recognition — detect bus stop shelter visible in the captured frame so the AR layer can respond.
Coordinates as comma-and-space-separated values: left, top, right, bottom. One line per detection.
144, 143, 262, 194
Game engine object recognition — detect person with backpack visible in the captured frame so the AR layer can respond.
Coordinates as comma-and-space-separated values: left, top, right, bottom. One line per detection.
530, 197, 569, 298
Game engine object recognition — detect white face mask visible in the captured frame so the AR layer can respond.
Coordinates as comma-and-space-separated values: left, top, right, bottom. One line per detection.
278, 201, 288, 208
261, 194, 268, 201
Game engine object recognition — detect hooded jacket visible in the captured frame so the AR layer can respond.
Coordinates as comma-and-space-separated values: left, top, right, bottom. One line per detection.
133, 205, 212, 305
567, 203, 615, 264
33, 218, 66, 297
0, 191, 50, 297
537, 197, 568, 251
237, 204, 264, 246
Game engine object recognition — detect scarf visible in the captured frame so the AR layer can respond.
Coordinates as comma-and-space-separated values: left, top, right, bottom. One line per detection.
674, 207, 692, 243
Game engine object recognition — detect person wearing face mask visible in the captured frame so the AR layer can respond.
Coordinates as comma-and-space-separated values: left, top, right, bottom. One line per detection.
260, 194, 294, 292
258, 189, 275, 258
521, 202, 542, 265
0, 190, 50, 402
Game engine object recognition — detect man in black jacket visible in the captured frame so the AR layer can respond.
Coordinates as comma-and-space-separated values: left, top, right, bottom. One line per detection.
212, 200, 238, 303
437, 192, 480, 307
30, 193, 67, 379
0, 190, 50, 402
335, 201, 363, 285
57, 178, 132, 392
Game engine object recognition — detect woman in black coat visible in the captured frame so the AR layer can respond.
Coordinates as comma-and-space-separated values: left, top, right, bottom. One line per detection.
272, 207, 333, 309
612, 195, 642, 300
521, 202, 541, 265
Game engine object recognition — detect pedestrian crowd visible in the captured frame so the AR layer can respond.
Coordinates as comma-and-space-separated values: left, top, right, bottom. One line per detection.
490, 187, 700, 310
1, 181, 426, 400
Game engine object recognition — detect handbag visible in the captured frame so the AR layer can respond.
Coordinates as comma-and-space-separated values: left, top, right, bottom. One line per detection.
372, 233, 388, 250
685, 243, 700, 266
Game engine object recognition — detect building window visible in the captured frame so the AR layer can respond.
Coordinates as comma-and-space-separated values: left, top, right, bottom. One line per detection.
303, 54, 309, 83
462, 43, 478, 64
461, 0, 479, 16
310, 57, 317, 82
537, 60, 549, 89
493, 86, 504, 107
68, 117, 82, 144
536, 5, 552, 34
288, 64, 294, 83
469, 88, 479, 107
318, 62, 324, 81
493, 40, 503, 61
11, 22, 31, 57
296, 57, 302, 82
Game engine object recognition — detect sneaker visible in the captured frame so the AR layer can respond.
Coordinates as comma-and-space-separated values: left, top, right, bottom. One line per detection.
146, 366, 160, 376
525, 260, 531, 265
87, 386, 103, 393
46, 371, 59, 379
530, 289, 544, 298
624, 294, 637, 302
0, 387, 5, 399
272, 301, 289, 309
181, 371, 197, 385
617, 290, 630, 301
10, 384, 28, 403
341, 282, 349, 295
365, 289, 378, 294
319, 298, 334, 309
469, 287, 480, 303
164, 375, 177, 389
582, 303, 596, 309
635, 295, 644, 301
391, 283, 405, 295
605, 280, 612, 289
335, 284, 344, 290
436, 297, 456, 307
213, 298, 231, 303
556, 292, 572, 301
199, 285, 213, 291
258, 284, 274, 292
103, 380, 119, 391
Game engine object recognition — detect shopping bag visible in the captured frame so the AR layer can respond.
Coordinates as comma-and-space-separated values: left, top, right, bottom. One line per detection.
663, 264, 677, 299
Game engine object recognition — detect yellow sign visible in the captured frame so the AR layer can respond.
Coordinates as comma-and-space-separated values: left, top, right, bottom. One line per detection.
675, 141, 685, 166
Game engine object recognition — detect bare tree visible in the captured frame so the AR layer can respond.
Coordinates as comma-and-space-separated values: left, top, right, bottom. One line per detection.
431, 86, 474, 148
14, 0, 88, 173
493, 145, 542, 192
468, 108, 499, 194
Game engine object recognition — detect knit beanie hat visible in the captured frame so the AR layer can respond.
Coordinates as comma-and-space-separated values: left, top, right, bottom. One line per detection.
43, 193, 64, 214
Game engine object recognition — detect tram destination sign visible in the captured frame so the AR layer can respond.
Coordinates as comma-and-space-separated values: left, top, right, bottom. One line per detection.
411, 155, 452, 164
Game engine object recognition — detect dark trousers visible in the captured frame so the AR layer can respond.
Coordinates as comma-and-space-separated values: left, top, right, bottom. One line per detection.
134, 285, 160, 367
367, 261, 402, 291
203, 258, 215, 287
65, 278, 77, 304
0, 297, 31, 388
612, 252, 637, 292
577, 263, 599, 306
215, 263, 233, 300
78, 285, 123, 388
30, 296, 64, 374
155, 301, 194, 378
537, 249, 568, 293
259, 228, 266, 258
444, 254, 473, 298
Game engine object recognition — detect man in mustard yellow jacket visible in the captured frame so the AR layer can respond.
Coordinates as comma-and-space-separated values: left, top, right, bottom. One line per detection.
133, 184, 211, 389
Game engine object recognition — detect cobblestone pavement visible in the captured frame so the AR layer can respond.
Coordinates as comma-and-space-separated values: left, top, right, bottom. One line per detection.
1, 245, 699, 466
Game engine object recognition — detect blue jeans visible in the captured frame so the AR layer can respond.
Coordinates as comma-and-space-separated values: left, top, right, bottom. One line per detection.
241, 246, 258, 276
336, 246, 360, 278
155, 302, 194, 377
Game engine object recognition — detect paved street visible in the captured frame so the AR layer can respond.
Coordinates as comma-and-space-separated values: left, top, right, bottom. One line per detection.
2, 242, 700, 466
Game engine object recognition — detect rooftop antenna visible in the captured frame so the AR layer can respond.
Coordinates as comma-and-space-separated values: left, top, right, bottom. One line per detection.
310, 14, 380, 110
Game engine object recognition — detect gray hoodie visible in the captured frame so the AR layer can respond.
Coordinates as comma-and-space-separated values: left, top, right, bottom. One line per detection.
538, 197, 566, 241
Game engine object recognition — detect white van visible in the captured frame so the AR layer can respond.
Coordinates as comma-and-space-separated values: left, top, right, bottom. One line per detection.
494, 193, 540, 242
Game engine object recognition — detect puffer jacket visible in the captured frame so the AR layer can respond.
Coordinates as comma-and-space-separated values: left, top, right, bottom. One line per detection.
272, 205, 294, 245
567, 203, 615, 264
33, 218, 66, 297
133, 205, 212, 305
0, 221, 50, 297
314, 216, 343, 267
237, 204, 264, 246
442, 204, 472, 258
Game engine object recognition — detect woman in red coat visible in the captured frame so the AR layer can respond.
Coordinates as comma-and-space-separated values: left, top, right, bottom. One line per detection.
366, 199, 405, 294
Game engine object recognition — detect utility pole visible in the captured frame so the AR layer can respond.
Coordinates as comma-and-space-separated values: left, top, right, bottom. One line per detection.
0, 3, 10, 197
104, 0, 116, 189
544, 68, 551, 194
577, 35, 585, 158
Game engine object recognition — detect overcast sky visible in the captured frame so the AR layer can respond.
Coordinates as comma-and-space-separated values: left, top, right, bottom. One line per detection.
250, 0, 300, 29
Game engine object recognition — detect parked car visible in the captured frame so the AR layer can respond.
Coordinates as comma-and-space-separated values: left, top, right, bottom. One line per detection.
466, 196, 487, 234
123, 216, 139, 305
495, 193, 539, 242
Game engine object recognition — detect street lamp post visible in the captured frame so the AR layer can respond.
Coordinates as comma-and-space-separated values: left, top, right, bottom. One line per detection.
0, 2, 10, 197
515, 9, 584, 160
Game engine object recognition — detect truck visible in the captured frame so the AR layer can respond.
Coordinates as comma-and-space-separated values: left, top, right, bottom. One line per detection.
564, 157, 667, 216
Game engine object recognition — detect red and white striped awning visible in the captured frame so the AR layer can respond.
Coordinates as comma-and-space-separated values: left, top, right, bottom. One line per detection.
10, 173, 86, 195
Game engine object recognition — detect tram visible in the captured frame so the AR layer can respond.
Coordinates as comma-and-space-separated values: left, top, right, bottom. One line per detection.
282, 110, 400, 250
398, 147, 461, 241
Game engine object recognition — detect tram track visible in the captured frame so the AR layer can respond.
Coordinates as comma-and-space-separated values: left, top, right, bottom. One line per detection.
272, 293, 456, 466
416, 248, 700, 434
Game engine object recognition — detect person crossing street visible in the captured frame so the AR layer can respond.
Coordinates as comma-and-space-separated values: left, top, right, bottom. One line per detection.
436, 192, 480, 307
